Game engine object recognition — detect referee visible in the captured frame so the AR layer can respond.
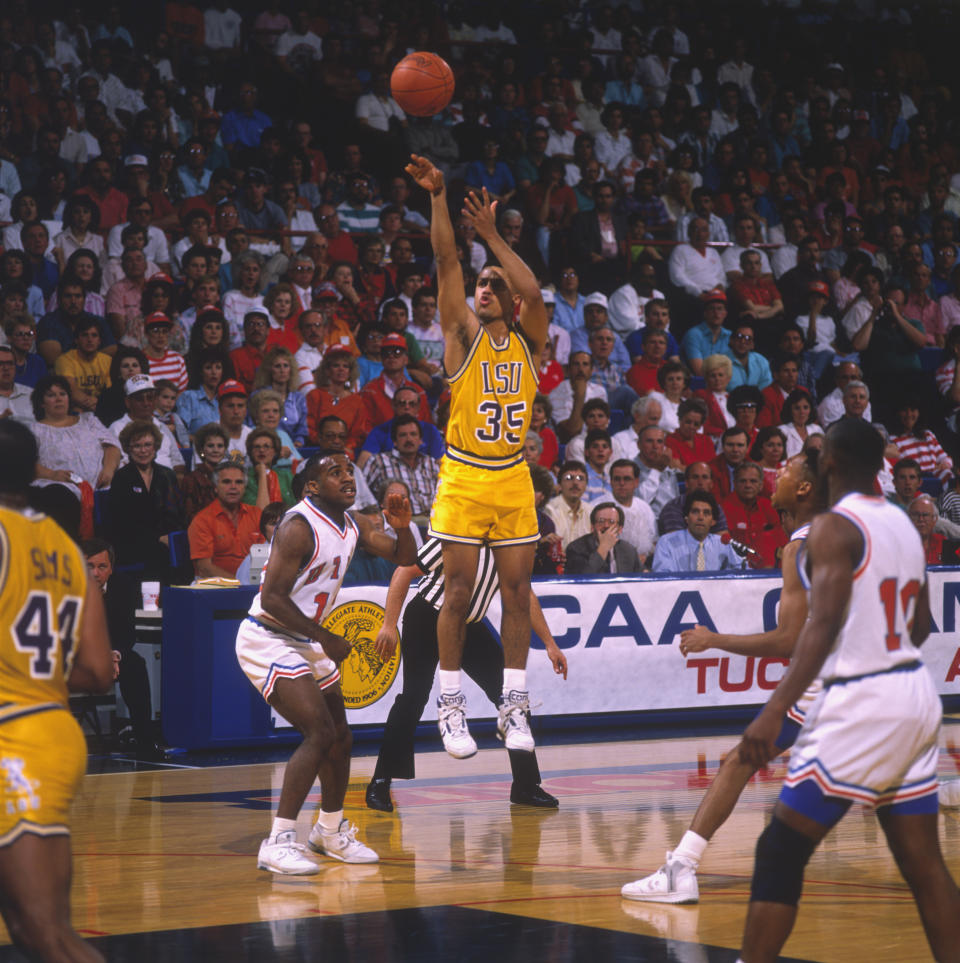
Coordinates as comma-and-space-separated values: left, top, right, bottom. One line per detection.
367, 537, 568, 811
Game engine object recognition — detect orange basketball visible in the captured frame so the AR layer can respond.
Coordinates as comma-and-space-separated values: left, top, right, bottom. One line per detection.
390, 52, 455, 117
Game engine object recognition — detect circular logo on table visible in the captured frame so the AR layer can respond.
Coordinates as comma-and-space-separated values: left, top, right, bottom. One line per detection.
323, 601, 399, 708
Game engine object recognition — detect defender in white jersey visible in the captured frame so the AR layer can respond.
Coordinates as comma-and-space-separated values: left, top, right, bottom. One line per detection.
622, 450, 821, 904
236, 453, 416, 875
737, 419, 960, 963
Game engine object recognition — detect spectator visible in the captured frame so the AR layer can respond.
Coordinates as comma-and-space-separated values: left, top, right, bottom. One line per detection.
38, 276, 116, 366
53, 316, 112, 412
188, 461, 262, 578
609, 458, 657, 564
727, 384, 764, 449
545, 460, 592, 549
0, 345, 34, 423
908, 495, 960, 565
720, 461, 787, 568
626, 327, 669, 396
216, 378, 252, 461
635, 423, 681, 515
582, 428, 614, 503
652, 490, 742, 572
106, 197, 171, 273
904, 263, 944, 347
362, 414, 440, 517
681, 289, 731, 377
659, 460, 730, 536
154, 378, 190, 448
889, 399, 953, 486
758, 353, 801, 427
669, 217, 726, 325
610, 262, 668, 338
355, 386, 445, 469
665, 397, 715, 466
710, 425, 751, 499
30, 373, 122, 537
244, 427, 294, 508
552, 265, 587, 333
721, 215, 772, 280
725, 321, 773, 390
551, 352, 607, 442
889, 457, 923, 511
695, 353, 735, 441
221, 81, 272, 154
251, 345, 307, 446
230, 310, 269, 392
750, 426, 788, 497
817, 360, 872, 427
109, 374, 185, 475
778, 235, 827, 321
105, 248, 149, 346
609, 395, 662, 461
180, 423, 228, 522
83, 538, 162, 760
75, 157, 128, 232
565, 501, 643, 574
568, 180, 627, 294
107, 420, 186, 580
7, 318, 46, 388
729, 249, 783, 324
236, 167, 287, 238
564, 397, 611, 464
779, 388, 824, 457
646, 360, 690, 432
466, 137, 517, 207
305, 346, 364, 448
142, 312, 188, 391
335, 174, 382, 235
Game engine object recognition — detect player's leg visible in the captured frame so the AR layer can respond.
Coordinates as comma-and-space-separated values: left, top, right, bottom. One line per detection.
257, 674, 340, 874
0, 834, 103, 962
435, 540, 482, 758
623, 713, 801, 903
876, 807, 960, 962
739, 800, 834, 963
463, 621, 556, 808
368, 599, 442, 811
491, 542, 537, 751
305, 686, 377, 863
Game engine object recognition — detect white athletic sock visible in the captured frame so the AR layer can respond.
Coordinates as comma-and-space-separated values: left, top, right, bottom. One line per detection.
502, 668, 526, 695
673, 830, 708, 868
438, 669, 462, 695
271, 816, 297, 839
318, 809, 343, 833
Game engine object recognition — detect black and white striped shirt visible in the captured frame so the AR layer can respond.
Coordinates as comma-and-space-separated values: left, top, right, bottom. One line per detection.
416, 537, 500, 623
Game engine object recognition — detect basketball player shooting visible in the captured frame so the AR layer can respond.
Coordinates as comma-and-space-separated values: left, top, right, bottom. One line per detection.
405, 155, 548, 760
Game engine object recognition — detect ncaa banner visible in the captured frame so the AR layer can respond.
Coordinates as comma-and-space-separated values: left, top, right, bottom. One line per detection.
275, 571, 960, 728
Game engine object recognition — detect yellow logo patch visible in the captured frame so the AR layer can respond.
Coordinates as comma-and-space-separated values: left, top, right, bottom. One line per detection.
323, 601, 400, 709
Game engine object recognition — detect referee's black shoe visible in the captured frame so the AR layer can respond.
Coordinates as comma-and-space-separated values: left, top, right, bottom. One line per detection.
510, 784, 559, 808
365, 778, 394, 812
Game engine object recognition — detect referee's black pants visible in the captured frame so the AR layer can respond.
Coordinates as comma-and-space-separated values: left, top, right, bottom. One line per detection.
372, 595, 542, 788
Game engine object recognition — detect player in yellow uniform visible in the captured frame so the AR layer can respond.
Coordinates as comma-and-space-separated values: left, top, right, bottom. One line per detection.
0, 420, 113, 962
406, 155, 548, 759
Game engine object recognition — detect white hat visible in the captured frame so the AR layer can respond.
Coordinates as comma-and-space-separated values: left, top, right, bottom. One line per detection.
584, 292, 608, 309
125, 374, 156, 396
124, 154, 149, 167
540, 288, 556, 305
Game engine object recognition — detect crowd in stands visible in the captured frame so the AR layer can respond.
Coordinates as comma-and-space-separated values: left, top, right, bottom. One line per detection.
4, 0, 960, 583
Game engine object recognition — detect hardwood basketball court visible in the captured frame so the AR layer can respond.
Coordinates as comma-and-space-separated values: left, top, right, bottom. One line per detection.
2, 719, 957, 961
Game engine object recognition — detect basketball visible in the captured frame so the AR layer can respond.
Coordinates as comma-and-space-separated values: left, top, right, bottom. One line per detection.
390, 52, 455, 117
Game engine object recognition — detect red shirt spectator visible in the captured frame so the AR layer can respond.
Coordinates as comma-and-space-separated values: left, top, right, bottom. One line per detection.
720, 463, 787, 568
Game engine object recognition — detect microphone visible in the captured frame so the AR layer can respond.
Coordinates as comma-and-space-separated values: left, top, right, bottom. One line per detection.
721, 532, 760, 559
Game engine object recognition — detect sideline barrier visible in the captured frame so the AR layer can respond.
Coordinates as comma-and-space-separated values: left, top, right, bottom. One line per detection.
161, 569, 960, 750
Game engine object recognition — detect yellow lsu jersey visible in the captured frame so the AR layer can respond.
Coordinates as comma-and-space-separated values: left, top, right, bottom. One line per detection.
444, 327, 539, 470
0, 507, 87, 715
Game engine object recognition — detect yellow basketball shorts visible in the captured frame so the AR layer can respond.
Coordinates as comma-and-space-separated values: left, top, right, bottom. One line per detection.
429, 457, 539, 546
0, 707, 86, 847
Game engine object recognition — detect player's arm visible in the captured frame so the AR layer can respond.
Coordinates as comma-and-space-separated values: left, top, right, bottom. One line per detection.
66, 573, 115, 693
259, 514, 353, 662
354, 492, 417, 566
910, 579, 931, 648
740, 514, 860, 767
530, 589, 567, 679
463, 188, 549, 355
373, 562, 420, 660
405, 155, 472, 348
680, 540, 807, 658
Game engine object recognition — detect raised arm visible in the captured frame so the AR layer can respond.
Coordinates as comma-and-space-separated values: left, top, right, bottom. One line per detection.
462, 188, 548, 355
405, 155, 472, 352
680, 539, 806, 658
354, 491, 417, 566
